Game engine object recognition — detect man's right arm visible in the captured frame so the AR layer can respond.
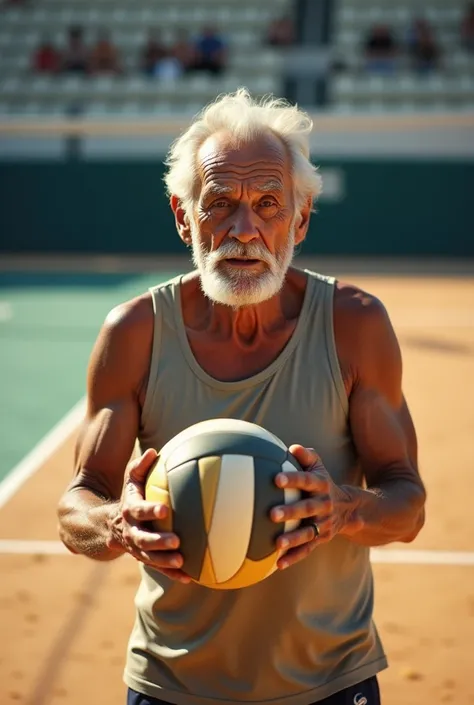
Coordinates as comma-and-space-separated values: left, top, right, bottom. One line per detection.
57, 296, 154, 561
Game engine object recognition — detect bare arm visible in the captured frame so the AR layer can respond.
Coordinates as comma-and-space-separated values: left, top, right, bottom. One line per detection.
337, 294, 426, 545
57, 297, 151, 559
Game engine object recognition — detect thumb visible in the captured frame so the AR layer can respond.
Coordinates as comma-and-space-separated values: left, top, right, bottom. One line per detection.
289, 445, 323, 470
128, 448, 159, 484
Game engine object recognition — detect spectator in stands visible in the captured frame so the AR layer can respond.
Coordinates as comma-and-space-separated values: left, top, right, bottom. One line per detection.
172, 31, 197, 73
364, 24, 398, 74
141, 30, 168, 76
32, 39, 62, 74
266, 15, 295, 47
62, 26, 89, 74
407, 17, 440, 74
192, 26, 227, 75
89, 30, 122, 75
461, 2, 474, 52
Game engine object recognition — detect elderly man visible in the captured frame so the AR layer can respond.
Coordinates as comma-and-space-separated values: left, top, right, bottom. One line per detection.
57, 89, 426, 705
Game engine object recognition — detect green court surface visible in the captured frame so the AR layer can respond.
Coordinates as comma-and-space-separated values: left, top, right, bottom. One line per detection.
0, 270, 178, 479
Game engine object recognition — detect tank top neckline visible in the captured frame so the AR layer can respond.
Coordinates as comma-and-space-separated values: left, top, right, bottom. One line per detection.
170, 270, 316, 391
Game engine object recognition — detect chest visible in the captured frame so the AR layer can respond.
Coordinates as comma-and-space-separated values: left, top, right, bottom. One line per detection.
186, 327, 296, 382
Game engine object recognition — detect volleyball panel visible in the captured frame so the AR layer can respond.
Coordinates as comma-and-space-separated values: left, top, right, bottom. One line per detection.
158, 418, 287, 468
246, 456, 288, 561
205, 454, 255, 583
168, 460, 208, 581
145, 457, 173, 533
198, 550, 280, 590
164, 431, 287, 474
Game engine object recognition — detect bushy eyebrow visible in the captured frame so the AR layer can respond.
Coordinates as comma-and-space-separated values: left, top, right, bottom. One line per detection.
253, 180, 283, 192
203, 184, 234, 197
203, 180, 283, 198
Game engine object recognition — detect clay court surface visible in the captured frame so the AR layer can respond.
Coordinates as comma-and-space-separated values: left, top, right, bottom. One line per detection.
0, 258, 473, 705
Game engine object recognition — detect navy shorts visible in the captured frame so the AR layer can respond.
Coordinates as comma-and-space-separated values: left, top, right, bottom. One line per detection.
127, 675, 380, 704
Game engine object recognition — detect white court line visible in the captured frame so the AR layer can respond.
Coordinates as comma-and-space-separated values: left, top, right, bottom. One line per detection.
0, 539, 69, 555
370, 549, 474, 566
0, 539, 472, 566
0, 397, 86, 510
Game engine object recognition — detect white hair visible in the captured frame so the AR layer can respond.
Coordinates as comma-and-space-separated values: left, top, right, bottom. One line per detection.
163, 88, 322, 213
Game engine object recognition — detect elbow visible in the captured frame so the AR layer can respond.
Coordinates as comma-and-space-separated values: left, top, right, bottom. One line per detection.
57, 496, 82, 554
57, 522, 79, 554
401, 485, 427, 543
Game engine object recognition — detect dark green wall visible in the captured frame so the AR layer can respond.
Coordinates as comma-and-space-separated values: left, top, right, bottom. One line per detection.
1, 160, 472, 256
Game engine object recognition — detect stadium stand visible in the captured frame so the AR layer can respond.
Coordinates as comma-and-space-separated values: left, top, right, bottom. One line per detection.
0, 0, 473, 116
329, 0, 474, 112
0, 0, 291, 116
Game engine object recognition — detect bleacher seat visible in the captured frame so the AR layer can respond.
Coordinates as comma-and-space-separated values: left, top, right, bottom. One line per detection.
329, 0, 474, 112
0, 0, 290, 116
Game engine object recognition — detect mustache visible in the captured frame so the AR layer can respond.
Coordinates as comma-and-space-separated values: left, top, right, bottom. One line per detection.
209, 240, 274, 265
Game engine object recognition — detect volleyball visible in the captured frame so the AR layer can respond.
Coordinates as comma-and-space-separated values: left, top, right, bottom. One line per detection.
145, 418, 303, 590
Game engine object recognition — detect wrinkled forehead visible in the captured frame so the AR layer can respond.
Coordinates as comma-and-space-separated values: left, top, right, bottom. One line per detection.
196, 131, 291, 193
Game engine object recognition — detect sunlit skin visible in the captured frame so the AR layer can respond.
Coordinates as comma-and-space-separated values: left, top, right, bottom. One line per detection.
170, 131, 312, 380
57, 130, 426, 585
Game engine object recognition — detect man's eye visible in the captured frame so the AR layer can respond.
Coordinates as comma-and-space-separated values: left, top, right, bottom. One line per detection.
212, 200, 231, 209
260, 199, 277, 208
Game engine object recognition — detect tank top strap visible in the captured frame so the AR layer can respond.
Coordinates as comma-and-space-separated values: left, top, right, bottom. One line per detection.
140, 275, 182, 425
303, 270, 348, 416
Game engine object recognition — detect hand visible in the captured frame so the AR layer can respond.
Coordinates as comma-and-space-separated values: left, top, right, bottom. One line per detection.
107, 448, 191, 584
271, 445, 364, 570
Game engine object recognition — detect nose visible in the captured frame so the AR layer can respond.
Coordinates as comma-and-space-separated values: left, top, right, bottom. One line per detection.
228, 204, 259, 244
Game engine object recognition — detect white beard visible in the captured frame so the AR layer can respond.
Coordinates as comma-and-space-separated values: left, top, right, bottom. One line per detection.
190, 225, 296, 308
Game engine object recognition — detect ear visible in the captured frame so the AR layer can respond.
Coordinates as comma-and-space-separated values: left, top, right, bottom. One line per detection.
170, 195, 192, 246
294, 196, 313, 246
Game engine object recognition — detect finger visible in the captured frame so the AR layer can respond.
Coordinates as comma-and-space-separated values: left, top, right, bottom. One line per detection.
159, 568, 192, 584
288, 445, 323, 469
277, 538, 319, 570
128, 448, 159, 483
271, 495, 329, 523
122, 500, 168, 523
275, 469, 330, 493
128, 527, 180, 551
276, 524, 318, 551
134, 549, 184, 570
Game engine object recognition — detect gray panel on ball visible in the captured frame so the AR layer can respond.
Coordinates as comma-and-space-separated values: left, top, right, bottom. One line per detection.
166, 433, 286, 472
168, 460, 207, 581
247, 458, 286, 561
284, 451, 304, 472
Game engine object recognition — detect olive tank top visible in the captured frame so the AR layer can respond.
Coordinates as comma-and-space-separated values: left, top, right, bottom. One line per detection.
124, 270, 387, 704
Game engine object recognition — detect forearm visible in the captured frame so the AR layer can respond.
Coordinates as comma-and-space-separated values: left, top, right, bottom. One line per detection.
57, 488, 125, 561
339, 477, 426, 546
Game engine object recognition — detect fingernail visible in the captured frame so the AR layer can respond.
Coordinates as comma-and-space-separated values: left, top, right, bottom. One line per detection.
277, 474, 288, 487
280, 559, 289, 570
170, 558, 181, 568
166, 538, 177, 548
273, 508, 284, 521
280, 537, 289, 549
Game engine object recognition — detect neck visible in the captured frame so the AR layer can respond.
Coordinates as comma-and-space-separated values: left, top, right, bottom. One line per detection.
183, 268, 307, 346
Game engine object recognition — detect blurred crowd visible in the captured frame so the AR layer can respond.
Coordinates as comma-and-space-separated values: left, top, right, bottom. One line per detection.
30, 14, 295, 80
363, 3, 474, 75
31, 25, 228, 78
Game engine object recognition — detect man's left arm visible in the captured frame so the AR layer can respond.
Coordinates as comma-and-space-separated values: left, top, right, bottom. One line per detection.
333, 294, 426, 546
272, 295, 426, 568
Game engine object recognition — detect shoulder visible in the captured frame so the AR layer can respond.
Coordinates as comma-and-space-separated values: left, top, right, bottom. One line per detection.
88, 292, 154, 392
332, 280, 401, 393
102, 291, 154, 343
333, 280, 394, 338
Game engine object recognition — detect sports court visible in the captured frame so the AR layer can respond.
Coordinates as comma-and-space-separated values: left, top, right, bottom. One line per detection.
0, 257, 473, 705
